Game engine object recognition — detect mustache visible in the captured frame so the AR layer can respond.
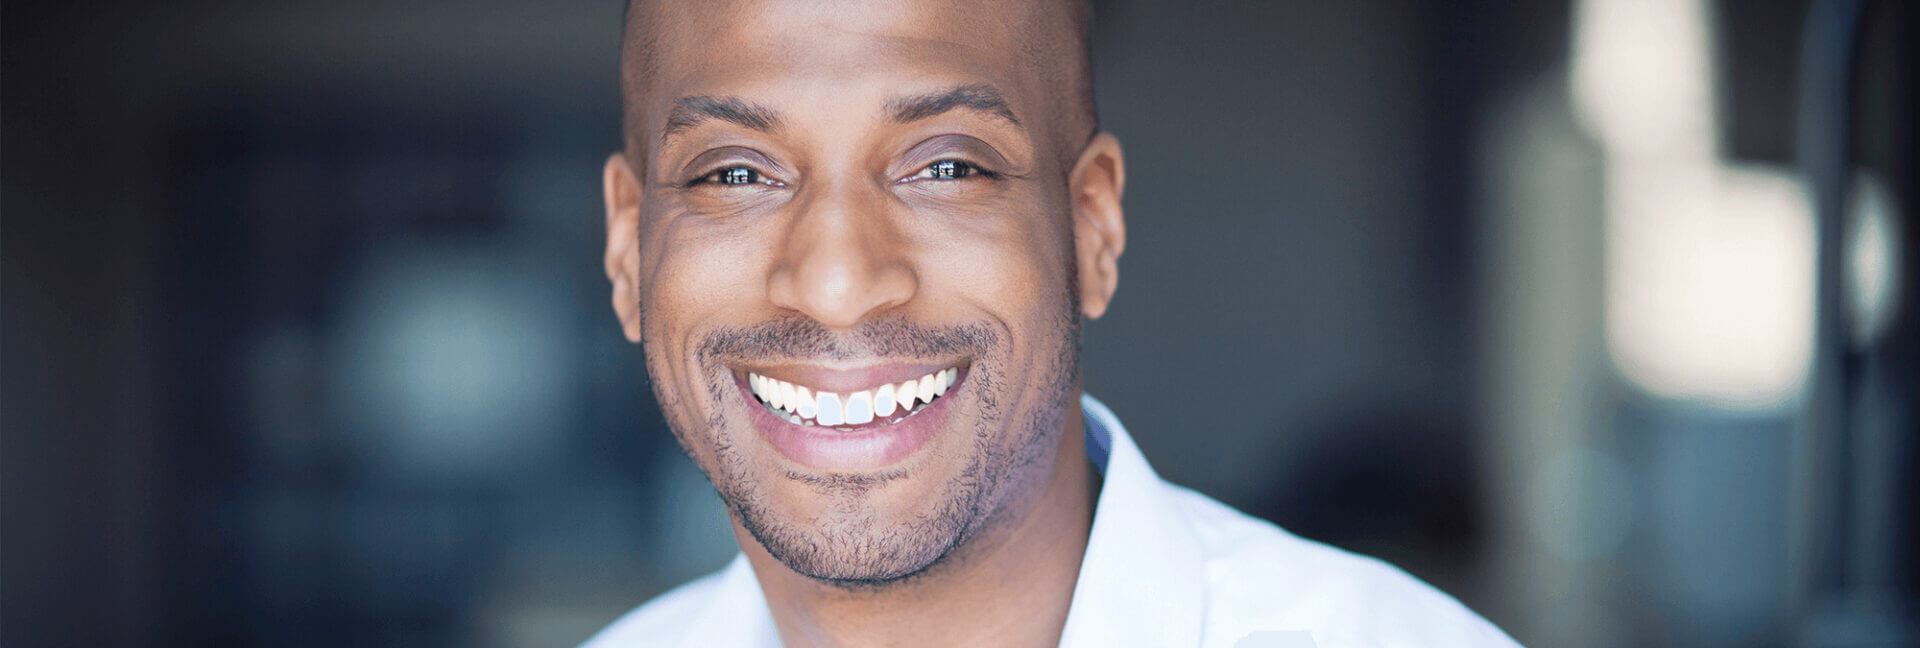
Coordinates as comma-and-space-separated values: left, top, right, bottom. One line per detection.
697, 314, 1000, 363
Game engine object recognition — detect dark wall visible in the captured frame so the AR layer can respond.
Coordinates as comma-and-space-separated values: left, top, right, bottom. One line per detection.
1080, 0, 1563, 594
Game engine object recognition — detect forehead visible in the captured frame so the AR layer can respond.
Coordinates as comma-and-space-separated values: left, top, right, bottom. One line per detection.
633, 0, 1052, 123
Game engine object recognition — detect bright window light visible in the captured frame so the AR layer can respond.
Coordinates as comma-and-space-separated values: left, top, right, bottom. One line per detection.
1603, 164, 1815, 409
1575, 0, 1818, 411
1571, 0, 1714, 161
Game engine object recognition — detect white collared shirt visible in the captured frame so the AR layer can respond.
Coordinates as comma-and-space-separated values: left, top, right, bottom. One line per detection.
583, 394, 1523, 647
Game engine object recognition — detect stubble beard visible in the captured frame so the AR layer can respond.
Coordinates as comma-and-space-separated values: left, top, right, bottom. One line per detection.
649, 296, 1082, 588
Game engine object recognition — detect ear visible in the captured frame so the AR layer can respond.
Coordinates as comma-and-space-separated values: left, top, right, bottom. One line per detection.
603, 153, 645, 342
1067, 132, 1126, 320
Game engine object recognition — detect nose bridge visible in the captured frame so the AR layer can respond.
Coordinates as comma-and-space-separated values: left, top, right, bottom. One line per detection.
769, 177, 915, 328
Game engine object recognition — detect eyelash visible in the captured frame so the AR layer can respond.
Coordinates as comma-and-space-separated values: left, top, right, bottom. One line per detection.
683, 159, 996, 188
902, 159, 997, 183
685, 166, 782, 188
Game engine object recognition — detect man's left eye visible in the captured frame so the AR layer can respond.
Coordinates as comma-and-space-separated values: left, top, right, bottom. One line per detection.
908, 160, 990, 182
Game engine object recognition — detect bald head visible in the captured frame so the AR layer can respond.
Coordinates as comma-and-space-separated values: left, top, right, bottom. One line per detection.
617, 0, 1097, 176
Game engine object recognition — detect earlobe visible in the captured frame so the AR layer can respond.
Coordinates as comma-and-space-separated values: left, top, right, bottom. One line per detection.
1068, 133, 1126, 320
603, 153, 645, 342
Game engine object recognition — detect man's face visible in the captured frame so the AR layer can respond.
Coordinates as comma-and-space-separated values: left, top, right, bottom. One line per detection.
603, 0, 1123, 584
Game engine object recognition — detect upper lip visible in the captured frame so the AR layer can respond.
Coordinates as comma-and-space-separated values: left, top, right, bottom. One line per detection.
733, 360, 967, 394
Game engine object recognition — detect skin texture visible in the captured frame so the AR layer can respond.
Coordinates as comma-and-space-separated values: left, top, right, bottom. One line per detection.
602, 1, 1125, 645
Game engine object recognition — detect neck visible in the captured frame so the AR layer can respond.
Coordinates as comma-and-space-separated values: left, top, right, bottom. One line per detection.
740, 401, 1096, 648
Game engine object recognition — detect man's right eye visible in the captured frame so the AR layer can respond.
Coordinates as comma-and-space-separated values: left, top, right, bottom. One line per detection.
690, 166, 762, 187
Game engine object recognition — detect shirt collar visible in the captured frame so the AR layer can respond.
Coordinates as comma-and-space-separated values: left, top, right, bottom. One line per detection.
675, 554, 780, 647
1058, 393, 1208, 647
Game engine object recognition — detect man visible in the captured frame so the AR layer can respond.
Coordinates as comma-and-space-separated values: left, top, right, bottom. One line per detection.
588, 0, 1520, 646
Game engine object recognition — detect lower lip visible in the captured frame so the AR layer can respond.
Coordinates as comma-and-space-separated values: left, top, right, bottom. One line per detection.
737, 372, 962, 473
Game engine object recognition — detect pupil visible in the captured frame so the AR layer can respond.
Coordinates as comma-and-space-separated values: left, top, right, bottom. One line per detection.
932, 161, 963, 179
721, 167, 754, 185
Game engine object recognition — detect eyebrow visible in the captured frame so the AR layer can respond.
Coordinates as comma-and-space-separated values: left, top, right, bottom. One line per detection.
657, 83, 1020, 144
886, 84, 1020, 126
661, 96, 783, 141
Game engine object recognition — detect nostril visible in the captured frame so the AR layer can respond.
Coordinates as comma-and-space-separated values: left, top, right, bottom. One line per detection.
769, 260, 916, 329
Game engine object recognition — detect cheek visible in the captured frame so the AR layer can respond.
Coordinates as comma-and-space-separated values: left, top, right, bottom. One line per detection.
638, 210, 776, 411
643, 219, 770, 327
918, 191, 1075, 356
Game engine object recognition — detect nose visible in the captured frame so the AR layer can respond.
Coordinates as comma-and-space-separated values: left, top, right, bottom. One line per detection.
766, 180, 917, 329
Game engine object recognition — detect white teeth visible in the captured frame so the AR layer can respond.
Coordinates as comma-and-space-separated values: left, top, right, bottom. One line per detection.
752, 374, 776, 408
844, 390, 874, 425
751, 367, 959, 425
815, 392, 844, 426
795, 386, 816, 419
874, 384, 897, 417
898, 380, 921, 408
917, 374, 938, 404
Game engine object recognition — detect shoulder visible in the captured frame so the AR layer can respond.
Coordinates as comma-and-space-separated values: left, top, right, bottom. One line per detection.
1161, 486, 1523, 648
577, 568, 731, 648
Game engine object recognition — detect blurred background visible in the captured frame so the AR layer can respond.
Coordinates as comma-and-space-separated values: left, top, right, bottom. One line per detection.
3, 0, 1913, 646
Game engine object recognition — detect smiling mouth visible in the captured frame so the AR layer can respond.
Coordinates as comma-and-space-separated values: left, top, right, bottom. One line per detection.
744, 366, 961, 430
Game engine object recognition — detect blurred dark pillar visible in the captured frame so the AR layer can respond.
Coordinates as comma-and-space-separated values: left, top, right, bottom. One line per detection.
1791, 0, 1918, 644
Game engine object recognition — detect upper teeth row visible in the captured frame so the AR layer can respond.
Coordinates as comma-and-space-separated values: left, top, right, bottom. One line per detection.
748, 368, 957, 426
